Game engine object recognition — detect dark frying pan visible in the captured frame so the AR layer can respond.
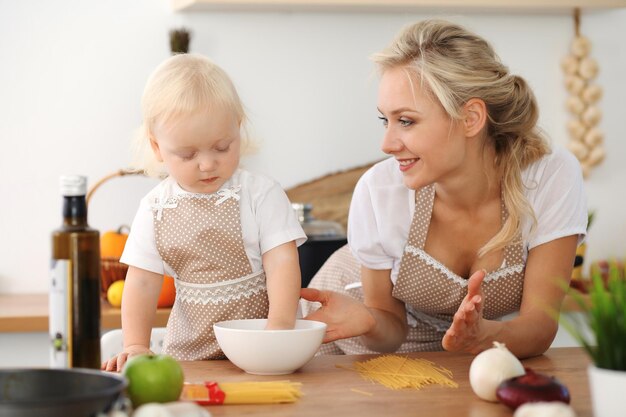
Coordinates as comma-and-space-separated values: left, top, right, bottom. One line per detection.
0, 368, 126, 417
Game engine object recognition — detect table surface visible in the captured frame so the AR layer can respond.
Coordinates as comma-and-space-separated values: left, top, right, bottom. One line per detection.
179, 347, 592, 417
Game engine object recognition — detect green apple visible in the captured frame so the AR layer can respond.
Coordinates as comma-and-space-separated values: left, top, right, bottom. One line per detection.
122, 354, 185, 407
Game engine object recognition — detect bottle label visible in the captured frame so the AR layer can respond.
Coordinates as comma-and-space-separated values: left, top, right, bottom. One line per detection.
49, 259, 72, 368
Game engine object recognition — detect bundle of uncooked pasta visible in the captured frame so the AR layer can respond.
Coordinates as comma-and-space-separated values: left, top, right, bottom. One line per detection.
562, 33, 605, 178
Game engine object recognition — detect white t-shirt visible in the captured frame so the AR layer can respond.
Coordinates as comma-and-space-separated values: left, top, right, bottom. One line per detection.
121, 169, 307, 277
348, 147, 588, 284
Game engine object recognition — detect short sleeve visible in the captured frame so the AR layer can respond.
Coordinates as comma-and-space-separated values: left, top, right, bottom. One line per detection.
119, 197, 165, 275
526, 148, 588, 250
348, 171, 395, 270
255, 182, 307, 254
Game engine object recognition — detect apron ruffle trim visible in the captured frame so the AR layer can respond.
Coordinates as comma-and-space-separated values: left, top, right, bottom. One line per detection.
176, 270, 266, 305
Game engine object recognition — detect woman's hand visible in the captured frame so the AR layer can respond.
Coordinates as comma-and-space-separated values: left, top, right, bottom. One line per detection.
101, 345, 153, 372
300, 288, 376, 343
442, 269, 486, 354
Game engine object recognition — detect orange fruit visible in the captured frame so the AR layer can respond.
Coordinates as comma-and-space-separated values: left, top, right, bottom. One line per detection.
101, 225, 130, 259
157, 275, 176, 308
107, 280, 125, 308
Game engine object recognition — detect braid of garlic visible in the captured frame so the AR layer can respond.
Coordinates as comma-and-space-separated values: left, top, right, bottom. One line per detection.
562, 13, 605, 179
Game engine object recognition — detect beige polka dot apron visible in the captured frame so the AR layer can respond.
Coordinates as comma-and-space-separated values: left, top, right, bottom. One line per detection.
152, 185, 269, 360
303, 184, 525, 355
391, 184, 526, 350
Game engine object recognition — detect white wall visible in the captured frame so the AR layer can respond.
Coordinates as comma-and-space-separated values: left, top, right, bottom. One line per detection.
0, 1, 624, 294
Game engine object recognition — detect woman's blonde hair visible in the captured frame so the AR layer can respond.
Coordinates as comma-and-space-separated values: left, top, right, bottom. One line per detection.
372, 20, 550, 256
131, 53, 249, 177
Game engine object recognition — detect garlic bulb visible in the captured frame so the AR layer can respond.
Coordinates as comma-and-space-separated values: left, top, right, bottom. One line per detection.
513, 401, 577, 417
469, 342, 525, 402
582, 106, 602, 127
578, 57, 599, 80
565, 96, 585, 115
571, 35, 591, 57
581, 84, 603, 104
560, 55, 579, 75
564, 75, 585, 94
583, 128, 603, 146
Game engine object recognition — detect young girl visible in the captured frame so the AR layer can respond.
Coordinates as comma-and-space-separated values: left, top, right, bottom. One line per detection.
103, 54, 306, 371
301, 20, 587, 359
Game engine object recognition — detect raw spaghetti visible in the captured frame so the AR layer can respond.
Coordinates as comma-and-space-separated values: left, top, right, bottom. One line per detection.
181, 380, 302, 405
340, 355, 458, 390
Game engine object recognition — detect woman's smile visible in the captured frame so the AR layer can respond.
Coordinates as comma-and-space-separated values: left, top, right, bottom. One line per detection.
397, 158, 419, 172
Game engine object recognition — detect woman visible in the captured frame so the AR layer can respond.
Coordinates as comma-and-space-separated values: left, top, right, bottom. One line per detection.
300, 20, 587, 359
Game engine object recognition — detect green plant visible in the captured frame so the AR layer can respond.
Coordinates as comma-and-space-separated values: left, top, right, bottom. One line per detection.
561, 265, 626, 371
169, 27, 192, 54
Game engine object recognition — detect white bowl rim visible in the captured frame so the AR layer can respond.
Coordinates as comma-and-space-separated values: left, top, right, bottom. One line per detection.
213, 318, 326, 332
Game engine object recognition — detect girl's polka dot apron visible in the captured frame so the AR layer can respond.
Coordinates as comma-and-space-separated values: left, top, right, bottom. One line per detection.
152, 186, 269, 360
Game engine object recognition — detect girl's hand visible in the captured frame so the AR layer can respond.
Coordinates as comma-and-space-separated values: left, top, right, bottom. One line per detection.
442, 269, 486, 353
101, 345, 152, 373
300, 288, 375, 343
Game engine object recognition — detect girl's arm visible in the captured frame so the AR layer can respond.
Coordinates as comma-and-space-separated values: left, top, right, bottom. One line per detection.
101, 265, 162, 371
262, 241, 301, 330
443, 234, 579, 358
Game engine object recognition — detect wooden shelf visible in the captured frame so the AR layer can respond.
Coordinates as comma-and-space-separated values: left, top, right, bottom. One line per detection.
172, 0, 626, 12
0, 294, 170, 333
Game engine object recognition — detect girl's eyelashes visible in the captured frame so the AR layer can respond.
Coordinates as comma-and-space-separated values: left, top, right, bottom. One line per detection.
215, 144, 230, 152
178, 152, 196, 161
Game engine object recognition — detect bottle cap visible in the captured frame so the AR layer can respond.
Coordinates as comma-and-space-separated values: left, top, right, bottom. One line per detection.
59, 175, 87, 196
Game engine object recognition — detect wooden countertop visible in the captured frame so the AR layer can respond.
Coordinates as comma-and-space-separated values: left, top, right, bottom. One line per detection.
0, 294, 170, 332
0, 289, 589, 333
180, 347, 592, 417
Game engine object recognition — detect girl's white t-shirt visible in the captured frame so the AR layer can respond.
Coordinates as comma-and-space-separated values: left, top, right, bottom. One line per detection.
348, 147, 588, 284
120, 169, 307, 277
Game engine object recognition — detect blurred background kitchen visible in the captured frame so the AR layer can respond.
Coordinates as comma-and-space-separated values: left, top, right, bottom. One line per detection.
0, 1, 625, 365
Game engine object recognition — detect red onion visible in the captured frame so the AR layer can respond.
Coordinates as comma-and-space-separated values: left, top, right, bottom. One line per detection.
496, 367, 570, 410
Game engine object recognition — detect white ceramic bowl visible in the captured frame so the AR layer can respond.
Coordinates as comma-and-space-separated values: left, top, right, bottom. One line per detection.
213, 319, 327, 375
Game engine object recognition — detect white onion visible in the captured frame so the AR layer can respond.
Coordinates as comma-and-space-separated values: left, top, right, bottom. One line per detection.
469, 341, 525, 402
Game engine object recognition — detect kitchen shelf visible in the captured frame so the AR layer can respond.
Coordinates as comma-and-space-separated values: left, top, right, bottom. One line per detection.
0, 294, 170, 333
172, 0, 626, 12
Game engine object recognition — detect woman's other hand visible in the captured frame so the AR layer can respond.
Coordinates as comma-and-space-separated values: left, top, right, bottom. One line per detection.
101, 345, 152, 373
300, 288, 376, 343
442, 269, 486, 353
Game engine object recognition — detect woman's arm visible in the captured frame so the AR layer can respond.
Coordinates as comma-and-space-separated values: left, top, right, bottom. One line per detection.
301, 266, 408, 352
262, 241, 301, 330
102, 266, 162, 371
359, 266, 409, 352
443, 234, 579, 358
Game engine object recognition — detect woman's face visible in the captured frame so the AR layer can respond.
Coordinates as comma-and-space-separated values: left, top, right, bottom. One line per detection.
377, 66, 467, 190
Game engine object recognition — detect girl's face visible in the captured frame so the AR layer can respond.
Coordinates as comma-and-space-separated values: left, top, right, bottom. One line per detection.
151, 106, 241, 194
377, 66, 467, 190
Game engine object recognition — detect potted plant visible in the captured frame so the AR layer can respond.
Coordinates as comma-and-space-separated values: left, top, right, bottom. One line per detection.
561, 263, 626, 417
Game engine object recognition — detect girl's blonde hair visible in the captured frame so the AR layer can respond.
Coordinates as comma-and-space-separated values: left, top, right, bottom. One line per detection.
372, 20, 550, 256
131, 53, 249, 177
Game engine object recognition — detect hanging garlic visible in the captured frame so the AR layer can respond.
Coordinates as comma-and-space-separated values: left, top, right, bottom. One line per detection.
562, 9, 605, 178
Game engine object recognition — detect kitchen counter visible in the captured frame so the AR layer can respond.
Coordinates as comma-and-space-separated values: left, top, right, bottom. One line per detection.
0, 294, 170, 332
0, 290, 589, 333
180, 347, 592, 417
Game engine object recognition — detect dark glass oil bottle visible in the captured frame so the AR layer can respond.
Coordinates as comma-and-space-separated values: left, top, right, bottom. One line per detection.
49, 175, 101, 369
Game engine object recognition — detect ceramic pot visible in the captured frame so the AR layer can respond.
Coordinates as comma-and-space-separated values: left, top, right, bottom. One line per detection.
588, 364, 626, 417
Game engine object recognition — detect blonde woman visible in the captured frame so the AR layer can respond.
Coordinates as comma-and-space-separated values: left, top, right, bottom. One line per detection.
102, 54, 306, 371
301, 20, 587, 359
